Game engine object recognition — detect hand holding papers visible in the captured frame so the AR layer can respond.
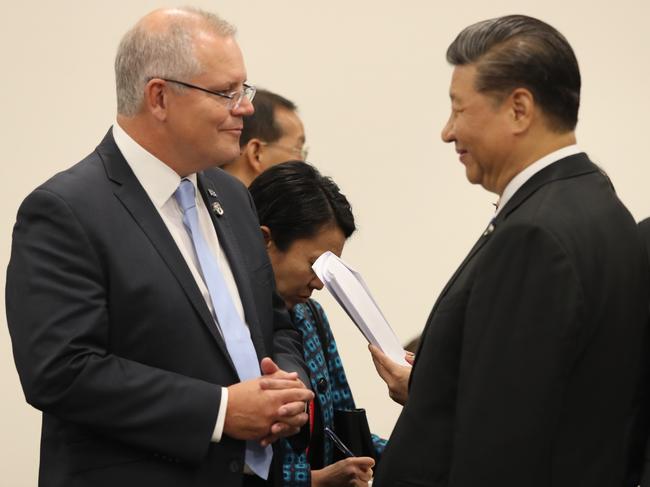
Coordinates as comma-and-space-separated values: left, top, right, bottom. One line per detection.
312, 252, 408, 366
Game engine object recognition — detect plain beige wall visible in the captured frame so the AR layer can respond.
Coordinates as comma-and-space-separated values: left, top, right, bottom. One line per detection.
2, 1, 649, 484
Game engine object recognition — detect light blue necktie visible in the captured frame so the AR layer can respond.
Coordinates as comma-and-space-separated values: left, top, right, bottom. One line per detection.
175, 179, 272, 479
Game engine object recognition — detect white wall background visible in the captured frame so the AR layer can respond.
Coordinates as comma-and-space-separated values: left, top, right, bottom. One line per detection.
1, 1, 648, 484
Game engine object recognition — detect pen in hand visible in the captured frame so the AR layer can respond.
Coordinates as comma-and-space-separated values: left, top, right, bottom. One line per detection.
324, 426, 356, 458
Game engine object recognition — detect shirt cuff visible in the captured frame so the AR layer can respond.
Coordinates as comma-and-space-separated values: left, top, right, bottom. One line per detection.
211, 386, 228, 443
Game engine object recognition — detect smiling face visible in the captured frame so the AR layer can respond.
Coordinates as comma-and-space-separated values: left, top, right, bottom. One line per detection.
441, 64, 515, 194
266, 224, 346, 309
164, 32, 254, 172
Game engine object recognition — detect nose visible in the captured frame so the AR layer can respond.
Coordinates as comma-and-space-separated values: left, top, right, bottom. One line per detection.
232, 95, 254, 116
311, 276, 324, 291
441, 113, 455, 143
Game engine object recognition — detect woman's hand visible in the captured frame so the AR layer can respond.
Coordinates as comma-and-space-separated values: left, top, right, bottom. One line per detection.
369, 345, 412, 405
405, 350, 416, 365
311, 456, 375, 486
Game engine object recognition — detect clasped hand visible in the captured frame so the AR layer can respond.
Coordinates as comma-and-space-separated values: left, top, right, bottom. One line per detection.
224, 357, 314, 446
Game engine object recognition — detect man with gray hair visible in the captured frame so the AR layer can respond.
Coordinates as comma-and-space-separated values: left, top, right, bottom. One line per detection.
6, 7, 312, 487
372, 14, 648, 486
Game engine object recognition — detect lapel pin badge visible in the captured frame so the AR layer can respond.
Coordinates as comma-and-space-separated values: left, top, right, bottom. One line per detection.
483, 222, 495, 237
208, 189, 217, 197
211, 201, 224, 216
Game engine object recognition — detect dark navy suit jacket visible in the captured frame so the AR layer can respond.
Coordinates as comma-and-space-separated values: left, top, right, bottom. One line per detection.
6, 129, 308, 487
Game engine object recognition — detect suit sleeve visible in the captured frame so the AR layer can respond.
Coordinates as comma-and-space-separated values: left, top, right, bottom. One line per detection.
6, 189, 221, 464
448, 222, 585, 485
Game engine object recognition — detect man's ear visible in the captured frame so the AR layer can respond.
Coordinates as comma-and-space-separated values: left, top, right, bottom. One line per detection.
144, 79, 169, 122
508, 87, 534, 134
260, 225, 273, 248
244, 139, 265, 175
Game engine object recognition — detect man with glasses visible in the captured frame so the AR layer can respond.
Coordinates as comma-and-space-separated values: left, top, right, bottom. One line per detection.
5, 7, 312, 487
224, 89, 308, 187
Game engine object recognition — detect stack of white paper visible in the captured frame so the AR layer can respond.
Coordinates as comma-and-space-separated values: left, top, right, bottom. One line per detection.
312, 251, 407, 366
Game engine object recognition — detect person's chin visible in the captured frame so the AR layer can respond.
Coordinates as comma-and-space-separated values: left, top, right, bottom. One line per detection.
295, 294, 312, 305
464, 166, 483, 185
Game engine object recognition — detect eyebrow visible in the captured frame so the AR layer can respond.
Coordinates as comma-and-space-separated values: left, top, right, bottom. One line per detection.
209, 80, 247, 92
449, 93, 464, 106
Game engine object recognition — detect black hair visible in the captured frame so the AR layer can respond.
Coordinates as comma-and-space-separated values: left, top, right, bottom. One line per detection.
248, 161, 355, 251
240, 89, 297, 147
447, 14, 581, 132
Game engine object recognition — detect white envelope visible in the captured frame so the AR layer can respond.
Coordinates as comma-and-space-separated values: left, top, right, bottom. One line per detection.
312, 251, 408, 366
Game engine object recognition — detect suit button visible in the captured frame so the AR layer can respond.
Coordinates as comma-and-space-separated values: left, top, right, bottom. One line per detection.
229, 459, 241, 473
317, 377, 328, 393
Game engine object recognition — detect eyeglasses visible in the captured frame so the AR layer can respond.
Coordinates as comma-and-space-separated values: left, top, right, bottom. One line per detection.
260, 142, 309, 160
152, 77, 256, 111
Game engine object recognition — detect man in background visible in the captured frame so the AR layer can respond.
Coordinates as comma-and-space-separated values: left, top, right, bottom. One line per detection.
5, 7, 311, 487
223, 89, 307, 186
373, 14, 648, 487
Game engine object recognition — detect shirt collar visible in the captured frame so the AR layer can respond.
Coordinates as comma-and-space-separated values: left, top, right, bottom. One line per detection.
494, 144, 581, 218
112, 121, 197, 208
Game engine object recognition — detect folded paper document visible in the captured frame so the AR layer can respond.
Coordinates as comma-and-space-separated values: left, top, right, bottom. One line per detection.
312, 251, 407, 365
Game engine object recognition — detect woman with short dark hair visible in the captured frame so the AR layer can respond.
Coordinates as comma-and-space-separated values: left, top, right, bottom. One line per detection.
249, 161, 385, 487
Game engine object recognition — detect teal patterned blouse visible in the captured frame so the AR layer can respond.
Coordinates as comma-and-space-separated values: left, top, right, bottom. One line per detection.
278, 300, 387, 486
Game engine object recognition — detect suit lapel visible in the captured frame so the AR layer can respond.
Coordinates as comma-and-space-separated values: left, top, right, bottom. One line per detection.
437, 224, 494, 304
414, 225, 494, 367
197, 173, 268, 360
415, 153, 600, 372
430, 152, 598, 314
96, 130, 237, 372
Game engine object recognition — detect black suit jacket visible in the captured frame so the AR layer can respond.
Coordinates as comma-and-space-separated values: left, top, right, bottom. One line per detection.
374, 154, 649, 487
639, 219, 650, 258
5, 129, 308, 487
632, 218, 650, 487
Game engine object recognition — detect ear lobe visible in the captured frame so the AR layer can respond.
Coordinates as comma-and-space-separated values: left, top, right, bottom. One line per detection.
145, 79, 168, 121
260, 225, 273, 248
246, 139, 265, 175
510, 88, 533, 133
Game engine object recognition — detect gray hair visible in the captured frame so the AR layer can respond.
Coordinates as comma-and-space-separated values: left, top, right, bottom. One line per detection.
115, 7, 236, 116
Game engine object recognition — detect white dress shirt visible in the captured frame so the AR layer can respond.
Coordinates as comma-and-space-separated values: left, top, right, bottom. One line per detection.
494, 144, 582, 220
113, 122, 240, 443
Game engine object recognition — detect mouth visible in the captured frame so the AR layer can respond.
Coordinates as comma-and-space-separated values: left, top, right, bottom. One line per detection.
456, 148, 468, 162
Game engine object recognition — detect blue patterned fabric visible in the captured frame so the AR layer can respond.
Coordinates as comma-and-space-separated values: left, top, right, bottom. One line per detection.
279, 300, 387, 486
